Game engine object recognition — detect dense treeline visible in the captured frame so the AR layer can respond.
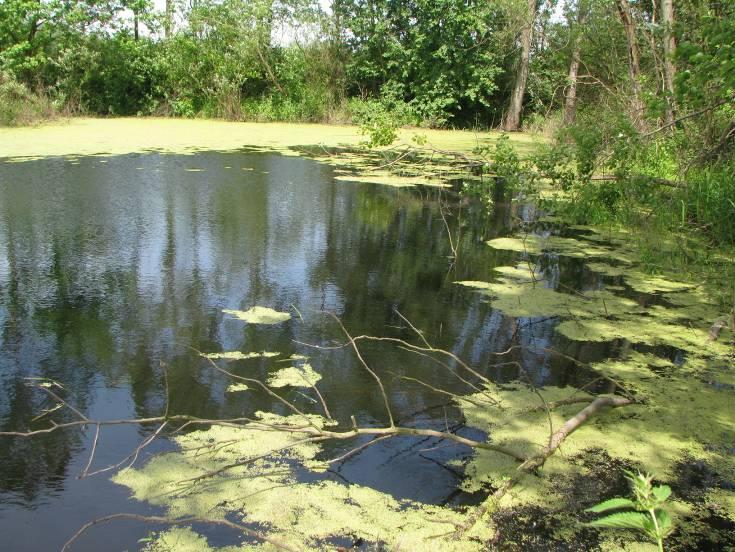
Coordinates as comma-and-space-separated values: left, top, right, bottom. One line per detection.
1, 0, 733, 241
0, 0, 727, 127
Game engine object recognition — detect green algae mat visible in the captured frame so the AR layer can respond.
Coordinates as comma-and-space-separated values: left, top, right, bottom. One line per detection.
0, 117, 539, 189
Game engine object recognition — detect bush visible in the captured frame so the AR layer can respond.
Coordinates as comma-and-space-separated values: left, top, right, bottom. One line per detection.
75, 35, 163, 116
349, 99, 402, 147
0, 71, 54, 126
679, 163, 735, 244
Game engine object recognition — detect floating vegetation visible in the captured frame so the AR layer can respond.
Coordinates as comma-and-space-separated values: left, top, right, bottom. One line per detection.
461, 351, 734, 521
457, 263, 640, 319
225, 383, 250, 393
461, 226, 732, 359
554, 314, 731, 357
486, 235, 636, 264
334, 172, 451, 188
585, 262, 628, 277
267, 363, 321, 388
222, 307, 291, 325
113, 413, 487, 551
202, 351, 280, 361
0, 119, 541, 191
453, 224, 734, 546
114, 344, 734, 550
622, 272, 695, 294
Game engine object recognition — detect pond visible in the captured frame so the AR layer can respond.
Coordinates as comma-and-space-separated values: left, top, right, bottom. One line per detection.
0, 150, 732, 550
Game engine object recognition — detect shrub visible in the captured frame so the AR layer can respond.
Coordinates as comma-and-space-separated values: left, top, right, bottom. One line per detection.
0, 71, 54, 126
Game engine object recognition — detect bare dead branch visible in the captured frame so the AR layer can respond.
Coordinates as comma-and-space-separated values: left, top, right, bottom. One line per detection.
82, 421, 168, 478
326, 312, 395, 428
322, 434, 396, 465
458, 394, 634, 535
394, 308, 432, 349
390, 372, 492, 409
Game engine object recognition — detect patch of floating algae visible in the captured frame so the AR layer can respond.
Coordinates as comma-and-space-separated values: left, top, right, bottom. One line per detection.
460, 384, 597, 502
226, 383, 250, 393
140, 526, 260, 552
460, 244, 732, 357
585, 262, 628, 277
113, 411, 490, 551
460, 351, 735, 519
622, 271, 695, 294
555, 312, 732, 357
267, 363, 322, 388
333, 173, 450, 188
0, 117, 535, 161
485, 236, 543, 255
1, 118, 541, 190
457, 263, 643, 319
202, 351, 280, 361
222, 307, 290, 325
486, 235, 636, 264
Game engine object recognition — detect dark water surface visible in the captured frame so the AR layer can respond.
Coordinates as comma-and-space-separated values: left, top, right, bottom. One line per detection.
0, 152, 615, 551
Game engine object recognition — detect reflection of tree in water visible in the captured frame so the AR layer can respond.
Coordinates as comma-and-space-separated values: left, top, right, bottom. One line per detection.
0, 376, 78, 502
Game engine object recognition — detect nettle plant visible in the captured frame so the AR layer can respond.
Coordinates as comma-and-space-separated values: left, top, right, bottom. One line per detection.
585, 471, 674, 552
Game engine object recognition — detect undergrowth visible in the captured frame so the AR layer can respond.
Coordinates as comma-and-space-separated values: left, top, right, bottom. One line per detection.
0, 71, 56, 126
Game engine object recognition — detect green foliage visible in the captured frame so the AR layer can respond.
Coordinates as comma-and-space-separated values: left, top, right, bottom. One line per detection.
679, 162, 735, 244
585, 471, 674, 552
586, 497, 637, 513
488, 133, 527, 190
76, 35, 162, 115
349, 98, 415, 148
463, 133, 536, 211
676, 3, 735, 108
0, 71, 54, 126
336, 0, 503, 127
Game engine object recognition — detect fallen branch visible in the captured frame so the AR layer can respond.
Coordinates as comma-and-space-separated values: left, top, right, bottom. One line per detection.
458, 395, 634, 535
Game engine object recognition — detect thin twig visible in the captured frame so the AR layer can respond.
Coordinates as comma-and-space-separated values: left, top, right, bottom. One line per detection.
327, 312, 395, 428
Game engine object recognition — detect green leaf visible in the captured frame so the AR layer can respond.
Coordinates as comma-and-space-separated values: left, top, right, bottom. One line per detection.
585, 497, 636, 513
655, 509, 673, 535
642, 515, 658, 539
586, 512, 650, 531
652, 485, 672, 504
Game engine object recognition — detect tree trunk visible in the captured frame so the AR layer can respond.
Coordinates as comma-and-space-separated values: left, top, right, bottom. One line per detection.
134, 10, 139, 40
660, 0, 677, 125
502, 0, 536, 131
27, 0, 41, 44
165, 0, 172, 38
563, 4, 588, 125
616, 0, 644, 125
